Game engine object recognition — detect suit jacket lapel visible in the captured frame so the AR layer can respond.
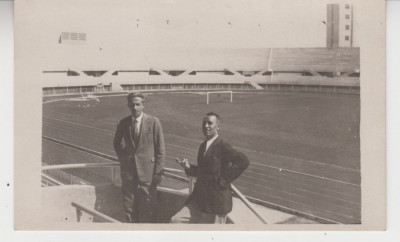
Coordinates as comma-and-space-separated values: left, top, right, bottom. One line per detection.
203, 136, 221, 159
137, 113, 148, 147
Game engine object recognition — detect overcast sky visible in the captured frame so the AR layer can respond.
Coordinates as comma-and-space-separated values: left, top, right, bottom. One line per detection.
17, 0, 359, 69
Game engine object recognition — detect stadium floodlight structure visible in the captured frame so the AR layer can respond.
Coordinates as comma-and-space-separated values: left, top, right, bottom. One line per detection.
206, 90, 233, 105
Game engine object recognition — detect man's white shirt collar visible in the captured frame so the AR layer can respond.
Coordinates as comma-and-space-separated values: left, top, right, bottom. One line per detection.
205, 134, 219, 153
132, 113, 144, 126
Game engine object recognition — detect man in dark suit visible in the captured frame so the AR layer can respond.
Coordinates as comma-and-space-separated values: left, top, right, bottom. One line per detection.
171, 112, 249, 223
113, 92, 165, 223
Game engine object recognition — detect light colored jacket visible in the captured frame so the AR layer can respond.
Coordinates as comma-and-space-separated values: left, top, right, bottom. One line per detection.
114, 113, 165, 185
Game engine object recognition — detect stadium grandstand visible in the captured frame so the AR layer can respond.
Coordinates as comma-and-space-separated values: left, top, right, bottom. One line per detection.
42, 47, 360, 96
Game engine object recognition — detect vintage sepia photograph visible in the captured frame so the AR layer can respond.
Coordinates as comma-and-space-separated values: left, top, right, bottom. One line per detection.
14, 0, 385, 230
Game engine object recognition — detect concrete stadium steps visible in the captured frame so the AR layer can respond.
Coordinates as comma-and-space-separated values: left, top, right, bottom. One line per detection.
245, 80, 264, 90
267, 76, 360, 86
42, 112, 361, 224
270, 48, 360, 72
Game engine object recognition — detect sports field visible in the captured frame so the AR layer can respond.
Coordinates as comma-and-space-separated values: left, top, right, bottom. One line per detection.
42, 91, 360, 224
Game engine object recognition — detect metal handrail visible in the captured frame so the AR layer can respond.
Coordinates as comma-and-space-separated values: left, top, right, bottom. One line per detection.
42, 162, 118, 171
71, 202, 121, 223
41, 173, 64, 186
163, 171, 190, 182
42, 136, 185, 173
42, 135, 267, 224
42, 163, 187, 190
42, 163, 184, 174
231, 184, 269, 224
42, 162, 267, 224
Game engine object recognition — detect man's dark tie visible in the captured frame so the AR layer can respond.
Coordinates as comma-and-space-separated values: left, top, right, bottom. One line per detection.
133, 119, 139, 145
199, 141, 207, 158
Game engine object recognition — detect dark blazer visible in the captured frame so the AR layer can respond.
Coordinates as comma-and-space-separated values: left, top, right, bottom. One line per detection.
185, 137, 249, 215
113, 113, 165, 185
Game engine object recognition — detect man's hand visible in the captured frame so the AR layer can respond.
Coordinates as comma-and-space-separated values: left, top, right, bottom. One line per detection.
151, 173, 162, 186
175, 158, 190, 169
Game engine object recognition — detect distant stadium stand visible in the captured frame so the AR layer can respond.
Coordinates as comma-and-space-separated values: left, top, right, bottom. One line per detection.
269, 48, 360, 76
94, 83, 105, 93
41, 47, 360, 97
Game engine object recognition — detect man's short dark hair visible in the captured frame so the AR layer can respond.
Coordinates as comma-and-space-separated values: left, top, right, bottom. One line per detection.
206, 112, 221, 123
127, 92, 145, 103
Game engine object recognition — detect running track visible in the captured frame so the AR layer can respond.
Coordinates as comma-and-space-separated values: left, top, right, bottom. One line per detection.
42, 95, 361, 224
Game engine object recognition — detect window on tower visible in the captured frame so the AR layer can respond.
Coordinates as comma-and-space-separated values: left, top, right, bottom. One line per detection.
345, 36, 350, 41
345, 14, 350, 19
345, 4, 350, 9
346, 25, 350, 30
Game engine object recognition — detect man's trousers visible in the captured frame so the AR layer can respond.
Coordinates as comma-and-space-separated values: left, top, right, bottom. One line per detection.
170, 205, 227, 224
122, 178, 158, 223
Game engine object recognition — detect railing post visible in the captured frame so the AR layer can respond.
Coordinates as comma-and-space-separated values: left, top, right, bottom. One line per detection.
111, 167, 116, 185
76, 208, 83, 222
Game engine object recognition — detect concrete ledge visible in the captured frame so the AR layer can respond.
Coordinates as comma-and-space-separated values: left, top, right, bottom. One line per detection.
41, 185, 96, 223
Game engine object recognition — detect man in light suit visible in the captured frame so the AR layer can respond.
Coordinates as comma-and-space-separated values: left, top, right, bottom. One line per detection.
113, 92, 165, 223
172, 112, 249, 223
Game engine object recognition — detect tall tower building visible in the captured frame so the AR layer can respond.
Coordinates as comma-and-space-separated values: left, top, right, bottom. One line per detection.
326, 3, 354, 48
